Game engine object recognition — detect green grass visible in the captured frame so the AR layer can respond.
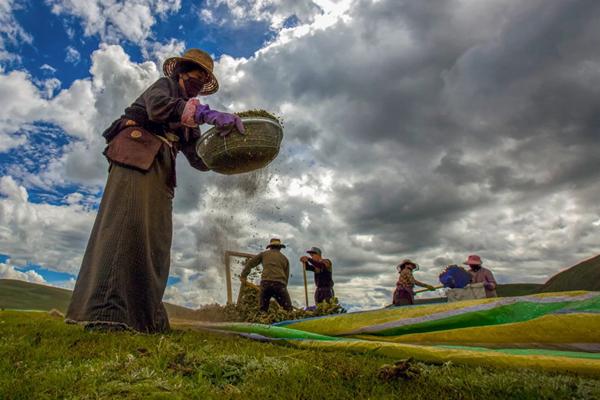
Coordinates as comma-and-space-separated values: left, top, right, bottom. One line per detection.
1, 311, 600, 399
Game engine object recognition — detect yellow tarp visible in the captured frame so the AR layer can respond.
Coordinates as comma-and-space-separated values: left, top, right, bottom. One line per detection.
290, 339, 600, 377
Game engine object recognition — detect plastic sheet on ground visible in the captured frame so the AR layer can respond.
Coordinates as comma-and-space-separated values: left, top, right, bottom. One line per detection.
186, 291, 600, 376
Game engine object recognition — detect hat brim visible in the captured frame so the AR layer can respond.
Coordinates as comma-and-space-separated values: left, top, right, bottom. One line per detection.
162, 56, 219, 95
399, 262, 417, 269
463, 261, 482, 265
267, 244, 286, 249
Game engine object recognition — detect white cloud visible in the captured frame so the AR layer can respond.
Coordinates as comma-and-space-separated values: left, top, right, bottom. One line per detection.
202, 0, 327, 29
141, 38, 186, 72
46, 0, 182, 44
0, 133, 26, 152
199, 9, 216, 24
0, 70, 46, 150
40, 64, 57, 74
0, 67, 98, 154
41, 77, 62, 98
0, 44, 153, 185
0, 176, 96, 273
0, 261, 46, 284
52, 277, 77, 290
65, 46, 81, 64
0, 0, 33, 64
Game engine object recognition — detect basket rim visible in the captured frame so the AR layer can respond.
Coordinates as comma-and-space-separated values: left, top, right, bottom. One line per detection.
198, 116, 282, 143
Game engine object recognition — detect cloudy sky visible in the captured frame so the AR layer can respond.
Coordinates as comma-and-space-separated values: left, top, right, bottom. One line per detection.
1, 0, 599, 310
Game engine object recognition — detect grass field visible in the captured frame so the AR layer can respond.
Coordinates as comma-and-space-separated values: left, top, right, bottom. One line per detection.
1, 311, 600, 399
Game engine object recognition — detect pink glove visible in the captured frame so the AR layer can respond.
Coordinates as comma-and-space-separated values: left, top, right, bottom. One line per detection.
181, 98, 200, 127
195, 104, 245, 137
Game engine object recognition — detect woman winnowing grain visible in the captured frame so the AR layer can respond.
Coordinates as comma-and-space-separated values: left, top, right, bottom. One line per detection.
392, 259, 435, 306
66, 49, 243, 333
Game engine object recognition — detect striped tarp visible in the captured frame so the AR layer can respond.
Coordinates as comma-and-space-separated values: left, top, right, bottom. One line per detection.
189, 291, 600, 376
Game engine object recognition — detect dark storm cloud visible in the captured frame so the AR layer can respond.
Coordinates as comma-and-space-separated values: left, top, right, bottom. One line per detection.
218, 0, 600, 294
84, 0, 600, 305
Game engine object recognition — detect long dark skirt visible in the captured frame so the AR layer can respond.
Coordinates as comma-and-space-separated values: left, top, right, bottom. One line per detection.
66, 145, 174, 333
392, 287, 414, 306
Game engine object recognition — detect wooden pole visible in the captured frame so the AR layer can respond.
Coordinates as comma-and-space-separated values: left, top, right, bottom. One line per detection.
414, 285, 443, 294
302, 261, 309, 308
224, 252, 232, 304
223, 250, 256, 305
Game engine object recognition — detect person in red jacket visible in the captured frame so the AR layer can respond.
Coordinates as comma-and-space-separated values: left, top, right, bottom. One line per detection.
464, 255, 497, 298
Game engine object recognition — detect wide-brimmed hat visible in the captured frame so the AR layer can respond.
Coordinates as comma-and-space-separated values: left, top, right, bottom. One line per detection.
463, 254, 483, 265
306, 247, 322, 256
162, 48, 219, 95
398, 259, 418, 270
266, 238, 286, 249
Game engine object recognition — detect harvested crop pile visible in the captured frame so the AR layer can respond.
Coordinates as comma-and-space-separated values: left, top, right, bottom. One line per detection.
235, 109, 282, 125
193, 282, 345, 324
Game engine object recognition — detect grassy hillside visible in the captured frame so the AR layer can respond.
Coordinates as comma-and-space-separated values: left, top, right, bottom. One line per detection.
2, 311, 599, 399
484, 254, 599, 297
0, 279, 196, 319
538, 255, 600, 293
0, 279, 72, 311
496, 284, 543, 297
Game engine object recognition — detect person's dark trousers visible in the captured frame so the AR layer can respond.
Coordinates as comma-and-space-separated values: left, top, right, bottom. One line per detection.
392, 288, 414, 306
315, 287, 334, 304
260, 280, 292, 311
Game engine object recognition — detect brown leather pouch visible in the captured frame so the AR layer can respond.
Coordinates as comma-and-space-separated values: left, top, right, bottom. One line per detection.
104, 126, 163, 171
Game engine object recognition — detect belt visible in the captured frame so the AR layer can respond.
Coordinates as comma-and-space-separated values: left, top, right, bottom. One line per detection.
124, 119, 179, 147
156, 133, 179, 148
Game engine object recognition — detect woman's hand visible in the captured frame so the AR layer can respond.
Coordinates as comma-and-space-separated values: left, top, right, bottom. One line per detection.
195, 104, 245, 136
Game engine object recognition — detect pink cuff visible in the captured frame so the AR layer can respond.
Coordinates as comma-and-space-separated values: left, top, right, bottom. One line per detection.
181, 98, 200, 127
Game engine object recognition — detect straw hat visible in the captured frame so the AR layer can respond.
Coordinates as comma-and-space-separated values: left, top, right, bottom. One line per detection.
397, 259, 418, 270
266, 238, 286, 249
162, 48, 219, 95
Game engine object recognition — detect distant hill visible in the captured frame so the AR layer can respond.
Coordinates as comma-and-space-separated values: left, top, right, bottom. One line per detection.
0, 279, 197, 319
496, 255, 600, 296
537, 254, 600, 293
0, 279, 72, 311
496, 283, 543, 297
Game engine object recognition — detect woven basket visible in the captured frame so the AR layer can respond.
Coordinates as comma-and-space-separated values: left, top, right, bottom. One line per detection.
196, 116, 283, 175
